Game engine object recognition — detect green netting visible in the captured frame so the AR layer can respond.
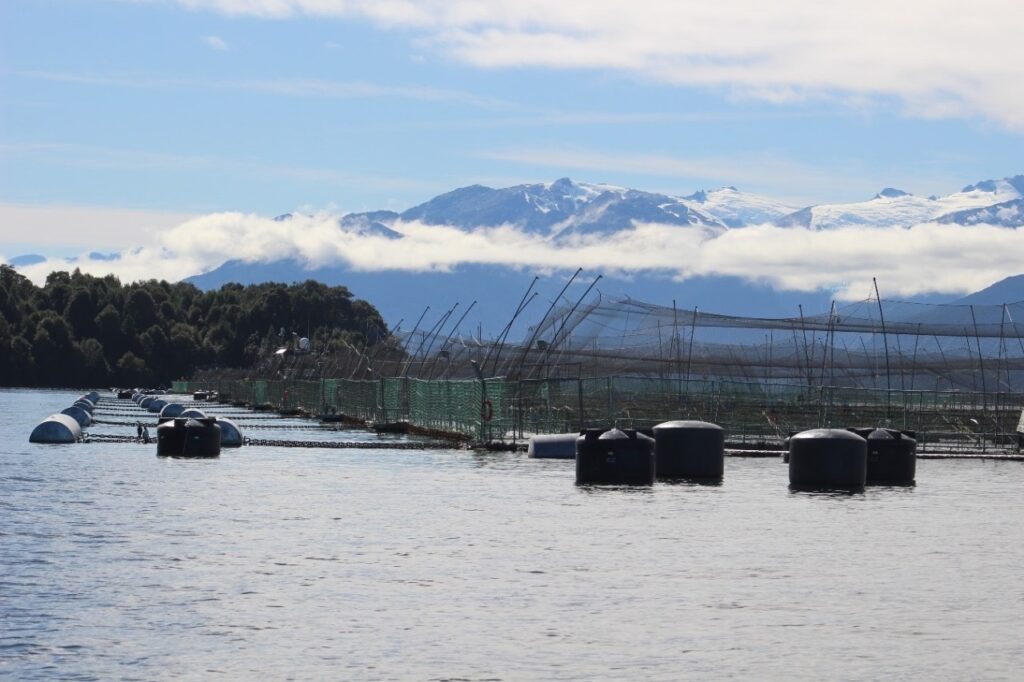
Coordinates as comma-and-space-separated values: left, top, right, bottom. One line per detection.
408, 379, 482, 436
334, 379, 381, 420
252, 380, 267, 405
173, 374, 1024, 442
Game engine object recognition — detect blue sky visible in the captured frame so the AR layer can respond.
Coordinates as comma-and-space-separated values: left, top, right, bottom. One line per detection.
1, 0, 1023, 272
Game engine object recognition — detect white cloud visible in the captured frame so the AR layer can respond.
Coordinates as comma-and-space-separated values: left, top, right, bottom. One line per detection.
171, 0, 1024, 128
12, 69, 510, 108
14, 210, 1024, 301
0, 202, 197, 250
202, 35, 229, 51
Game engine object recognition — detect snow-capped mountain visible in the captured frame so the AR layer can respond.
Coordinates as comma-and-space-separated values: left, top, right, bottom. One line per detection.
776, 176, 1024, 229
681, 186, 799, 227
274, 211, 403, 239
11, 173, 1024, 334
266, 175, 1024, 240
392, 177, 722, 237
936, 197, 1024, 227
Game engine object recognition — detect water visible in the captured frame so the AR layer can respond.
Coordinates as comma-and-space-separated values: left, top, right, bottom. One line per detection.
3, 389, 1023, 680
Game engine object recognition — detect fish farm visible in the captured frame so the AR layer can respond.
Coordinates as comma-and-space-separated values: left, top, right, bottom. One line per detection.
176, 291, 1024, 456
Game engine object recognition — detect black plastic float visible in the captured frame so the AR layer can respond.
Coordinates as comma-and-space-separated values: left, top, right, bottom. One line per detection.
788, 428, 867, 489
156, 417, 221, 457
652, 420, 725, 480
575, 428, 656, 485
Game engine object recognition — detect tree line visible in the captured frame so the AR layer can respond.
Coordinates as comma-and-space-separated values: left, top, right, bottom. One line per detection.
0, 265, 389, 387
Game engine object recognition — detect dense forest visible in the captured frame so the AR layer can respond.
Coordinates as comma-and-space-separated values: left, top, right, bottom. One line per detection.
0, 265, 389, 387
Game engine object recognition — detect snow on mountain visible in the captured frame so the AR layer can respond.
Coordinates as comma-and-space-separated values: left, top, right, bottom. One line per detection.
776, 176, 1024, 229
274, 211, 403, 239
937, 198, 1024, 227
681, 186, 799, 227
396, 177, 723, 238
324, 175, 1024, 237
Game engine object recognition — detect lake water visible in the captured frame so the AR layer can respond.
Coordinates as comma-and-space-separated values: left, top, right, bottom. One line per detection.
2, 388, 1023, 680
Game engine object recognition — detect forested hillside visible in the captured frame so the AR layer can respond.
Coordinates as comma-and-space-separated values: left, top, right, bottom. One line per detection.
0, 266, 388, 387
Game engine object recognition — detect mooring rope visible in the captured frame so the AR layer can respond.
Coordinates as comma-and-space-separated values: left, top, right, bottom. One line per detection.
91, 419, 356, 431
77, 433, 462, 450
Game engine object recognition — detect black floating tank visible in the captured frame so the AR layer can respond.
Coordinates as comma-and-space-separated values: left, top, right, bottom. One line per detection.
788, 428, 866, 489
156, 417, 221, 457
575, 428, 656, 485
864, 428, 916, 485
652, 420, 725, 480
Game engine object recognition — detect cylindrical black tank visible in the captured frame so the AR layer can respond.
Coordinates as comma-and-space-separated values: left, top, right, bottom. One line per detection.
147, 399, 168, 414
652, 420, 725, 480
85, 391, 100, 403
865, 428, 916, 484
193, 391, 208, 401
180, 408, 206, 419
789, 428, 867, 489
576, 428, 656, 485
117, 390, 133, 400
156, 417, 221, 457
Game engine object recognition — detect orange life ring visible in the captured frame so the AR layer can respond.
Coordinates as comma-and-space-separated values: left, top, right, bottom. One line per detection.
482, 399, 494, 422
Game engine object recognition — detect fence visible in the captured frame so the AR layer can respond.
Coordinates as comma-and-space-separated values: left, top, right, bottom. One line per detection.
174, 376, 1024, 450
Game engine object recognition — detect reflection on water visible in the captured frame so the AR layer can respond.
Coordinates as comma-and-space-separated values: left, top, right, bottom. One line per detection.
2, 388, 1023, 680
788, 485, 866, 496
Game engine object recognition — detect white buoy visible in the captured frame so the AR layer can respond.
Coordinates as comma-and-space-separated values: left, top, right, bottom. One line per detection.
30, 414, 82, 443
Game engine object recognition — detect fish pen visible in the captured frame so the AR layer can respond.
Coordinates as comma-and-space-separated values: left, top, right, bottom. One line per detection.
181, 293, 1024, 452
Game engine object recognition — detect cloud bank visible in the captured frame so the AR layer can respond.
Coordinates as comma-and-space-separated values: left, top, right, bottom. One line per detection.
174, 0, 1024, 128
10, 211, 1024, 300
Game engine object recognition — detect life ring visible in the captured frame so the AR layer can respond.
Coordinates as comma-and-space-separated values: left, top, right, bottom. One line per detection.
482, 399, 494, 422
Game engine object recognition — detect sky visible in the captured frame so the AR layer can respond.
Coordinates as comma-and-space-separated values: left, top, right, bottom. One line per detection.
1, 0, 1024, 299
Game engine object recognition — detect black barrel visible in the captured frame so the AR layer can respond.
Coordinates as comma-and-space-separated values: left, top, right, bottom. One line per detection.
652, 420, 725, 480
789, 428, 866, 489
576, 428, 656, 485
865, 428, 916, 484
117, 390, 133, 399
156, 417, 221, 457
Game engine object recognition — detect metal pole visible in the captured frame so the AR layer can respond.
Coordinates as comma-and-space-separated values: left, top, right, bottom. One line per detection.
485, 276, 539, 376
969, 305, 987, 411
685, 306, 698, 403
873, 278, 892, 424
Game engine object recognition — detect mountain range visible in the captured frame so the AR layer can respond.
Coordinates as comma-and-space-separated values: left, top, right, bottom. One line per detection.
9, 174, 1024, 333
322, 173, 1024, 234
